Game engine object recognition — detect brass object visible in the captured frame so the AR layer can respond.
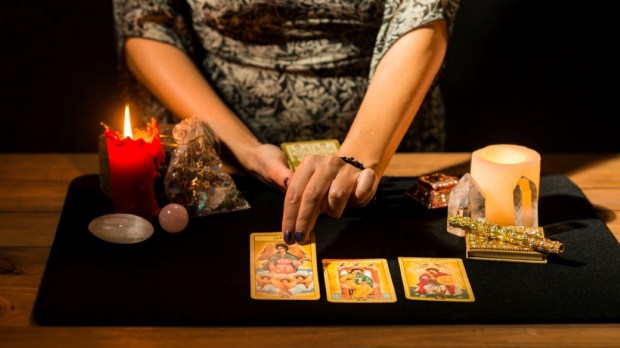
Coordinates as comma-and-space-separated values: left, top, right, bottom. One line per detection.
448, 215, 564, 255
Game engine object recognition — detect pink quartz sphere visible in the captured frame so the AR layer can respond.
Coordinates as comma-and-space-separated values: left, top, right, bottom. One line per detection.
159, 203, 189, 233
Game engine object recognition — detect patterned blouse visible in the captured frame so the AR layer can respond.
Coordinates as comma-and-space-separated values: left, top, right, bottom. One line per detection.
112, 0, 459, 151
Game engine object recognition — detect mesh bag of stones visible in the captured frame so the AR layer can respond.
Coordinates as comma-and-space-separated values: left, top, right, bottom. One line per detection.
164, 117, 250, 217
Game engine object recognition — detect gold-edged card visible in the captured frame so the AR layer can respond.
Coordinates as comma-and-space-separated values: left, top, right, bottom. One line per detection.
281, 139, 340, 171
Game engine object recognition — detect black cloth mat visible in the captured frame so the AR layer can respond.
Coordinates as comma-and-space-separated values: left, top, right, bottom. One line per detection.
33, 174, 620, 326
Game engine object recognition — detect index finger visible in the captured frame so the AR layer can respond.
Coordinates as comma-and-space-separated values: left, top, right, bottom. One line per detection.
281, 157, 339, 244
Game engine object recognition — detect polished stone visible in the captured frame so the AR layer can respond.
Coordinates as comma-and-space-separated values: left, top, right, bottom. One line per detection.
88, 213, 154, 244
159, 203, 189, 233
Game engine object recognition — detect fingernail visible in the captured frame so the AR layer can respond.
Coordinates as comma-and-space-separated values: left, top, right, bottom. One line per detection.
295, 231, 305, 243
284, 230, 294, 244
283, 177, 289, 188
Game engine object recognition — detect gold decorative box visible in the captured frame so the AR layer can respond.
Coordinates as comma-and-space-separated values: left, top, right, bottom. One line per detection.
405, 173, 459, 209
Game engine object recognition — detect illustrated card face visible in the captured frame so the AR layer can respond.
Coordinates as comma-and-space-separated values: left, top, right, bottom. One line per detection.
322, 259, 396, 303
398, 257, 475, 302
281, 139, 340, 171
250, 232, 320, 300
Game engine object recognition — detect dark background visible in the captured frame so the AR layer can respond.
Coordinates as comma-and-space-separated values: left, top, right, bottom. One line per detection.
2, 0, 618, 153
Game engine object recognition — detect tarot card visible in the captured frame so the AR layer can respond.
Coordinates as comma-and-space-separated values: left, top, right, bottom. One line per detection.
322, 259, 397, 303
281, 139, 340, 171
398, 257, 475, 302
250, 232, 320, 300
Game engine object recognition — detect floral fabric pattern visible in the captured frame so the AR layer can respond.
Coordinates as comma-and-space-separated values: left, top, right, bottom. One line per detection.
112, 0, 459, 151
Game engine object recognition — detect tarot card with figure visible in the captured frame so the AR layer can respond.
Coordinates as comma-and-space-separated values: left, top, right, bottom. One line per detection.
322, 259, 397, 303
398, 257, 475, 302
250, 232, 320, 300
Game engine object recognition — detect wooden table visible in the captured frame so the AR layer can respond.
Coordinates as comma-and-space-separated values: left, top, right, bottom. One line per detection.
1, 153, 618, 347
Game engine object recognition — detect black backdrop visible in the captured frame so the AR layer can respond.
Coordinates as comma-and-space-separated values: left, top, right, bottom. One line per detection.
2, 0, 619, 153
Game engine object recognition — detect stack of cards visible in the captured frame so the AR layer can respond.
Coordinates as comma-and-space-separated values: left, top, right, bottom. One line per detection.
281, 139, 340, 171
250, 232, 475, 303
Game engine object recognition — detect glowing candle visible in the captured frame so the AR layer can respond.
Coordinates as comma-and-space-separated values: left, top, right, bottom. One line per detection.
470, 144, 540, 226
103, 105, 165, 220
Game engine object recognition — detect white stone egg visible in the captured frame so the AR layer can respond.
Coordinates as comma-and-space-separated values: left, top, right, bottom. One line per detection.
88, 213, 154, 244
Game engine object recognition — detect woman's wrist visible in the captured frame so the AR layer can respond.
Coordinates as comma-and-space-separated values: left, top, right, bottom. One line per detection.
337, 142, 388, 177
223, 138, 264, 173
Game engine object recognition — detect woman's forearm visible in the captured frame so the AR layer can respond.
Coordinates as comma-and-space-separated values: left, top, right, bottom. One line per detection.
124, 38, 262, 163
338, 19, 448, 176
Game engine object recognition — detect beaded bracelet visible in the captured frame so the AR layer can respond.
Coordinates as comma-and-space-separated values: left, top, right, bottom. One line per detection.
340, 156, 365, 170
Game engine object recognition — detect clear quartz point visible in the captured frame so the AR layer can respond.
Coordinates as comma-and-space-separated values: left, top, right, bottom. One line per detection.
446, 173, 485, 236
513, 176, 539, 226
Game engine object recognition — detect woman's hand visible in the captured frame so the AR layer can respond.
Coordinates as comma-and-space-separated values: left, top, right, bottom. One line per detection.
281, 155, 378, 244
278, 20, 448, 245
243, 143, 294, 192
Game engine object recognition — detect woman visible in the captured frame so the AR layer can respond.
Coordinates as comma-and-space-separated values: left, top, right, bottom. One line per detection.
112, 0, 460, 244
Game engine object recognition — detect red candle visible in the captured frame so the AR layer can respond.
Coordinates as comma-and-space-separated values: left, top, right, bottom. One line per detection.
103, 106, 165, 220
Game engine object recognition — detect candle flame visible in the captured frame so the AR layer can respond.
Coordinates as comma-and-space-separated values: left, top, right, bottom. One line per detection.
123, 105, 133, 139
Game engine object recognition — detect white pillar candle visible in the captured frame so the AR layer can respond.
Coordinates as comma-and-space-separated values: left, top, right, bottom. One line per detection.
470, 144, 540, 226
